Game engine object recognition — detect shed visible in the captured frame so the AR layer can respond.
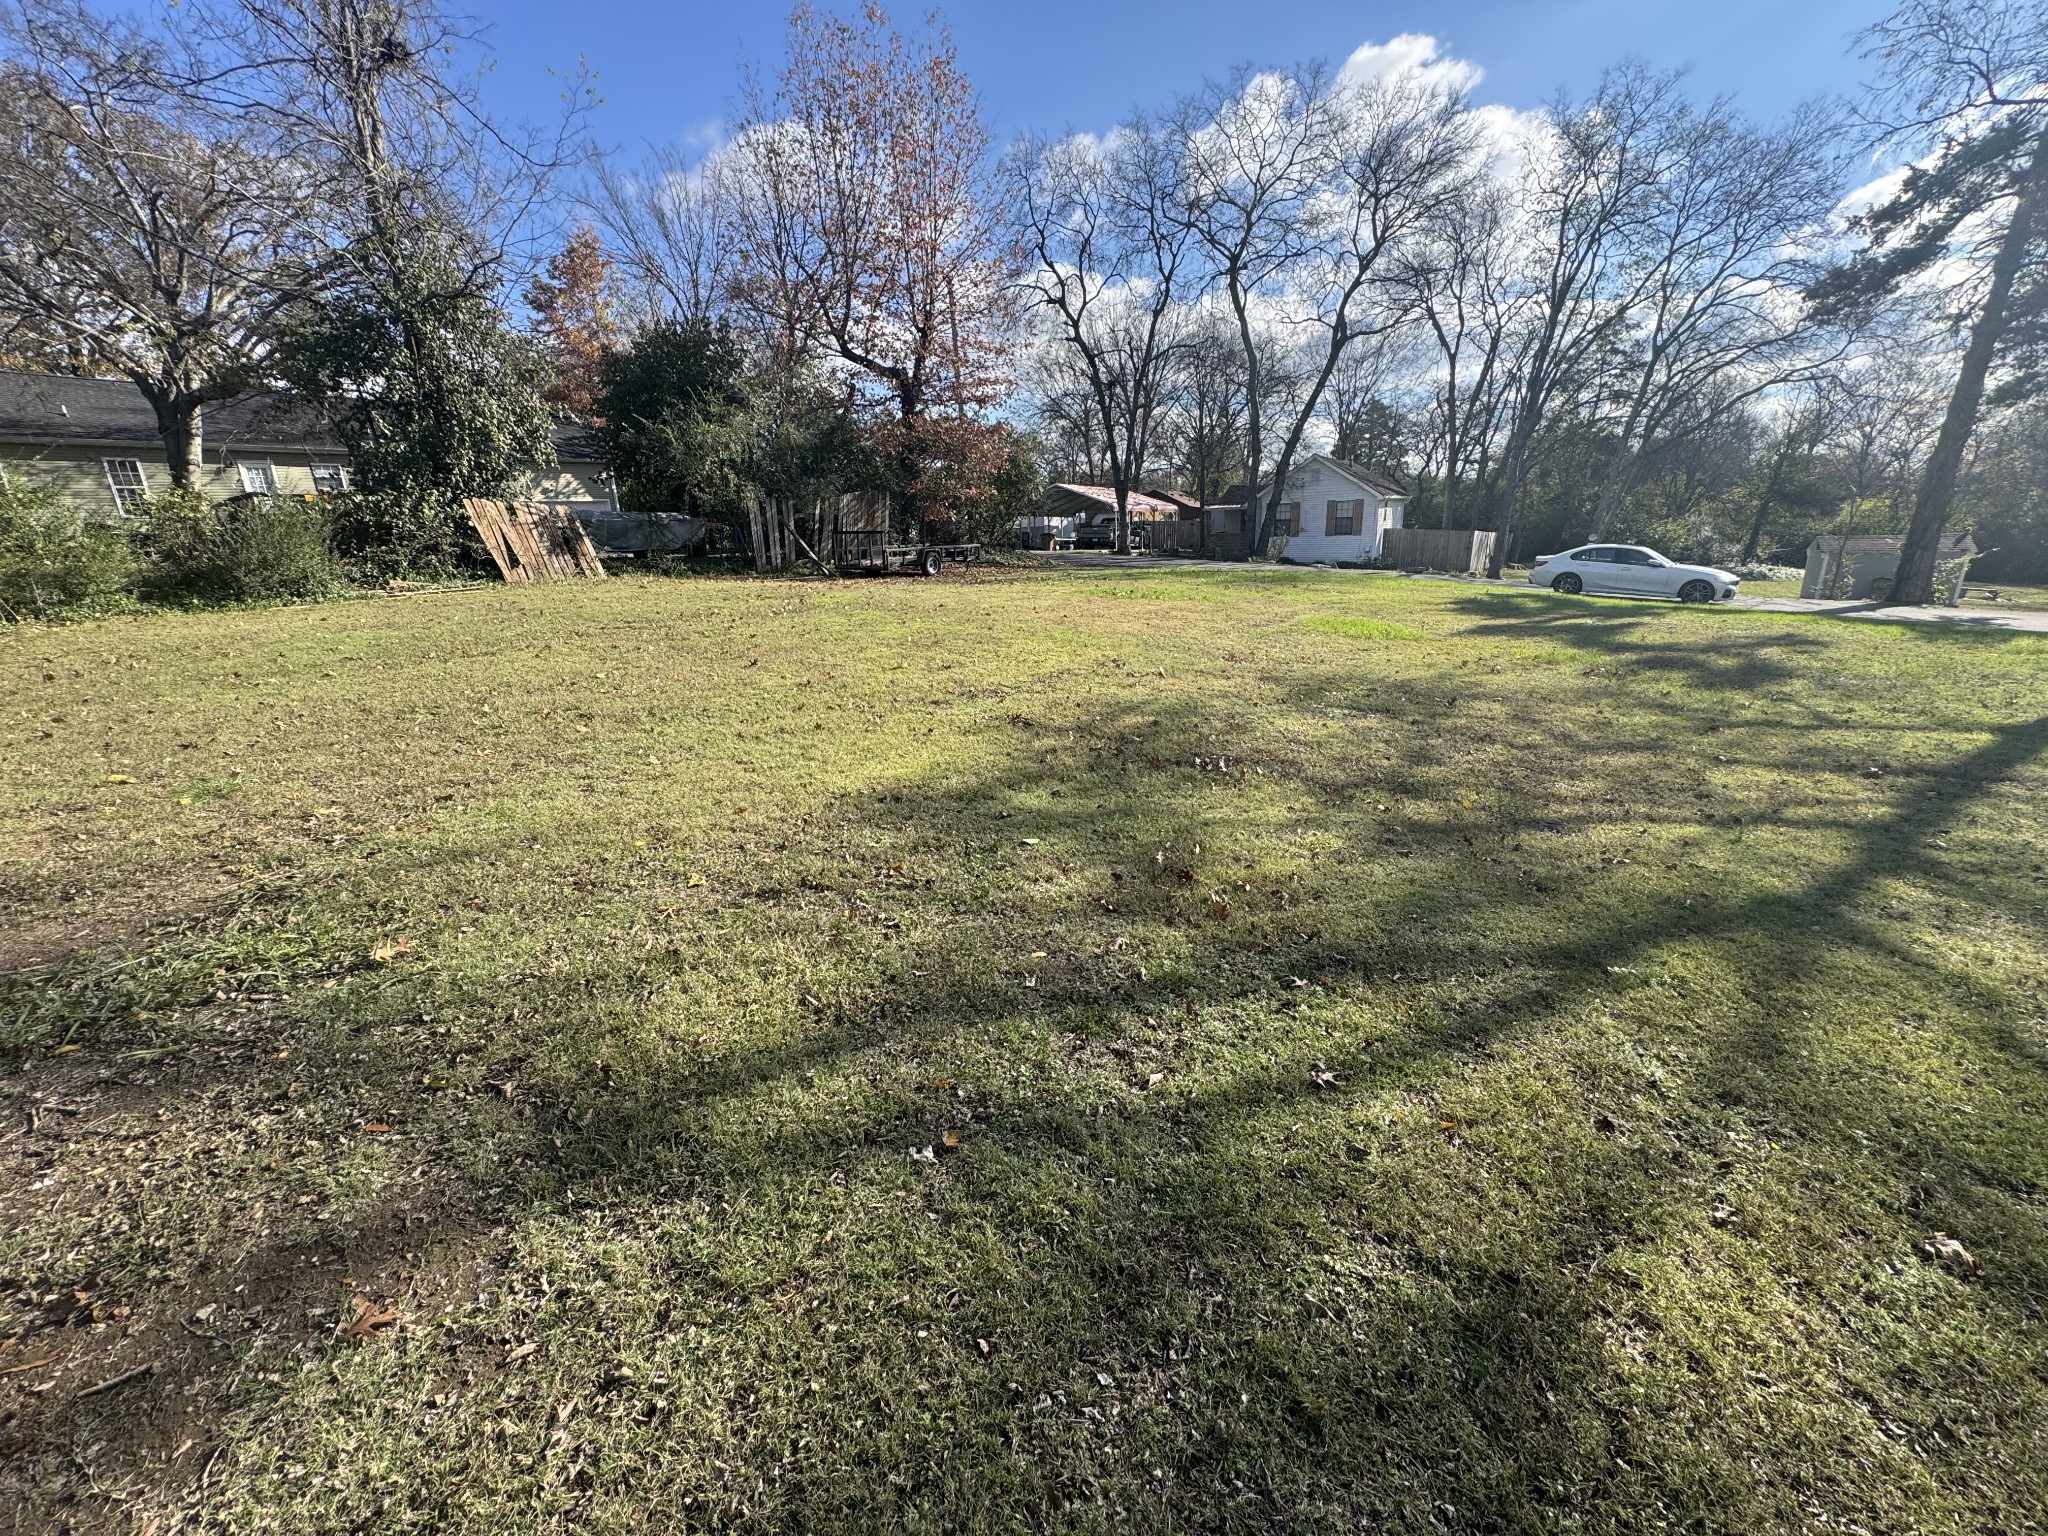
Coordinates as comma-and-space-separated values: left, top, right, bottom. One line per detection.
1801, 533, 1976, 605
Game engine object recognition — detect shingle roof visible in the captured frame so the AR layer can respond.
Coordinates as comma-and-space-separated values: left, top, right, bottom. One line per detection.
1324, 456, 1410, 499
0, 370, 605, 463
1211, 456, 1411, 510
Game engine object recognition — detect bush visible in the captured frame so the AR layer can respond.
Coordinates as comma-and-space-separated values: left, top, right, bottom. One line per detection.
0, 474, 137, 621
141, 491, 346, 603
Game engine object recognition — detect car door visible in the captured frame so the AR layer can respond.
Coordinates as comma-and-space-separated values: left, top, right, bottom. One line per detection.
1628, 548, 1684, 597
1575, 546, 1630, 593
1605, 547, 1659, 595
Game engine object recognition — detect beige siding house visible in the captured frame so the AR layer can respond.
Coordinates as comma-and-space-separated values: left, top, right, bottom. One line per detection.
0, 370, 612, 519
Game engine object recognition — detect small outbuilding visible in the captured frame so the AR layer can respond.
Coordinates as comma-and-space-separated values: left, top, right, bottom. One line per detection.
1801, 533, 1976, 605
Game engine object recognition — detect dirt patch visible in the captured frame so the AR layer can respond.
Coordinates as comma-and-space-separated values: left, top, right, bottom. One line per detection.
0, 874, 246, 979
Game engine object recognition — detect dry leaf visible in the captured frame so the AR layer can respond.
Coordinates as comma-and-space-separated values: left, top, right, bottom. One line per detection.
506, 1340, 541, 1363
104, 774, 136, 784
1209, 892, 1231, 921
1923, 1232, 1979, 1278
343, 1294, 398, 1341
362, 1121, 391, 1134
369, 938, 410, 964
940, 1128, 963, 1149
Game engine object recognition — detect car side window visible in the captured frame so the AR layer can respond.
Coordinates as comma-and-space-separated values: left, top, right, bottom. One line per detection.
1612, 548, 1649, 565
1570, 548, 1606, 562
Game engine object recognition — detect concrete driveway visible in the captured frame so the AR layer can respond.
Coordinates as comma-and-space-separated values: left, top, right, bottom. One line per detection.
1032, 551, 2048, 634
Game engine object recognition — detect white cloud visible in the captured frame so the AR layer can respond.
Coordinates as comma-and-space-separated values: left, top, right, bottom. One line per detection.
1336, 33, 1482, 95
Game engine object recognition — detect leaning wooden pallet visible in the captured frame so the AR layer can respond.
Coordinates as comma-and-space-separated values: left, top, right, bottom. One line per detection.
463, 498, 607, 582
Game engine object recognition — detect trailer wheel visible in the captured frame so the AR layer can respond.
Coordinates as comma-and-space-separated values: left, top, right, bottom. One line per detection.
921, 548, 942, 578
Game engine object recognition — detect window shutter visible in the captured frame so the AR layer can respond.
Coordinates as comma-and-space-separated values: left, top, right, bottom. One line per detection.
1324, 500, 1339, 536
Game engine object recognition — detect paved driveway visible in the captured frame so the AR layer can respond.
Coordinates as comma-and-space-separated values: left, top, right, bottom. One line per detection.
1032, 552, 2048, 634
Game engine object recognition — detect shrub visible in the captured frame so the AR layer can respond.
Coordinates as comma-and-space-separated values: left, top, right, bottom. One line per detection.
0, 474, 137, 621
141, 491, 346, 603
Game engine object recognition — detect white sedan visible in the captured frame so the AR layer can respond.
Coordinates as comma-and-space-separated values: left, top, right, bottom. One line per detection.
1529, 545, 1740, 603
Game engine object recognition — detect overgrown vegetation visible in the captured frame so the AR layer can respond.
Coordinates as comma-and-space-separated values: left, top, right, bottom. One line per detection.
3, 569, 2044, 1533
0, 474, 134, 620
136, 491, 346, 604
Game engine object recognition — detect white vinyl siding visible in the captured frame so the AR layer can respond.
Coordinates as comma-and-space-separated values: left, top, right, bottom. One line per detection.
103, 457, 149, 513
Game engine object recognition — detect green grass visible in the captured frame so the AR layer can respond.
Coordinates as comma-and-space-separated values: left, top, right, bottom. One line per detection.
3, 567, 2046, 1535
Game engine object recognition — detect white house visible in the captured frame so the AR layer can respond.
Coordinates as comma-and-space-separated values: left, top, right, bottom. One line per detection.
1260, 454, 1409, 564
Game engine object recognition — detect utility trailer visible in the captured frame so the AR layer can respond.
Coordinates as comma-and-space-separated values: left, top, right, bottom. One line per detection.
829, 497, 979, 576
834, 539, 980, 577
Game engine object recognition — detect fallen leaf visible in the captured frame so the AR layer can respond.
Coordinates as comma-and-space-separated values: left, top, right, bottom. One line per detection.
1710, 1199, 1738, 1226
506, 1341, 541, 1363
369, 938, 410, 964
104, 774, 135, 784
940, 1128, 963, 1150
1923, 1232, 1979, 1278
1209, 892, 1231, 921
1310, 1067, 1338, 1089
362, 1121, 391, 1134
343, 1294, 398, 1341
686, 874, 706, 887
1145, 1071, 1166, 1089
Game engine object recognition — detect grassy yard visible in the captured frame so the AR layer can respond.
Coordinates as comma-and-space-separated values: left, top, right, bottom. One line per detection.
3, 567, 2045, 1535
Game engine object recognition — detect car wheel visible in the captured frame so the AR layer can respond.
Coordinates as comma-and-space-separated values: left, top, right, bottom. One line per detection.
1551, 573, 1583, 595
1678, 579, 1715, 604
921, 549, 942, 578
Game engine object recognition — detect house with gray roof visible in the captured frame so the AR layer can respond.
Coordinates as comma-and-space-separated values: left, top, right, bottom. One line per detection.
0, 370, 612, 519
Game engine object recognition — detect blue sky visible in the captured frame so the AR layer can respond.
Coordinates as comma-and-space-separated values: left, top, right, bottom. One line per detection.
474, 0, 1892, 161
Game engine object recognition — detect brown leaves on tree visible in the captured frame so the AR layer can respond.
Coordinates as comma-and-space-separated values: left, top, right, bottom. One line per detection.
524, 226, 621, 419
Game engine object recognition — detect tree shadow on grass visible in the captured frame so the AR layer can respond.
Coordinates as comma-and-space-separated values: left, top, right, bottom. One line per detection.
4, 665, 2047, 1533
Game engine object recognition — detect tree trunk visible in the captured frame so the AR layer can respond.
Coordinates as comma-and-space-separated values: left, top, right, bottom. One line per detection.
1892, 129, 2046, 605
139, 386, 203, 491
1487, 429, 1533, 579
1738, 453, 1786, 565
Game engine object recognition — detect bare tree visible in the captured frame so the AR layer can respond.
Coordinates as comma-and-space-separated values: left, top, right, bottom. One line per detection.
0, 1, 311, 487
1156, 314, 1252, 502
1487, 65, 1681, 575
1183, 65, 1475, 556
1399, 185, 1521, 528
724, 3, 1011, 528
588, 145, 742, 325
1007, 115, 1195, 554
1178, 64, 1332, 552
1583, 98, 1850, 539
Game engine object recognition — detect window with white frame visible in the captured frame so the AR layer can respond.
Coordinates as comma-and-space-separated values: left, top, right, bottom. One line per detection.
236, 459, 278, 495
310, 462, 352, 494
103, 458, 150, 513
1325, 498, 1362, 536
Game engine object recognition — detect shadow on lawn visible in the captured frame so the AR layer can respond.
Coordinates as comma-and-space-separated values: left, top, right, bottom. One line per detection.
5, 657, 2046, 1531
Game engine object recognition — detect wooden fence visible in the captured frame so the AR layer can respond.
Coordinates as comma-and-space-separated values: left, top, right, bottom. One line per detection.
1380, 526, 1495, 575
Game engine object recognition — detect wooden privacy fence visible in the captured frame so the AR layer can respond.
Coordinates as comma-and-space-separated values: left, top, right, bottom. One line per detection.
1136, 519, 1202, 555
464, 498, 607, 582
1380, 526, 1495, 575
